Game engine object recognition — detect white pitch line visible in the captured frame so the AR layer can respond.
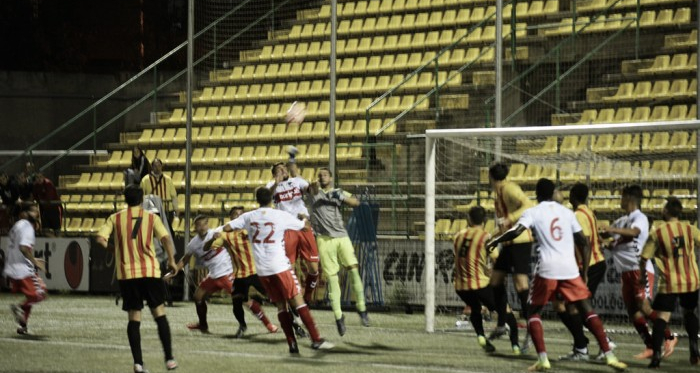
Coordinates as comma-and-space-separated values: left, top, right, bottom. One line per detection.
0, 337, 490, 373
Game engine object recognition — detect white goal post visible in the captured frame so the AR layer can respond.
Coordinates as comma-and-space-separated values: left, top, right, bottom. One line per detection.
424, 120, 700, 333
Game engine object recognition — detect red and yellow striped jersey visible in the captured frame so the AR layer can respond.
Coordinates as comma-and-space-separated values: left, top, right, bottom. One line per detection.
221, 230, 256, 278
494, 181, 534, 244
642, 221, 700, 294
453, 227, 495, 290
575, 204, 605, 267
140, 173, 177, 211
97, 206, 169, 280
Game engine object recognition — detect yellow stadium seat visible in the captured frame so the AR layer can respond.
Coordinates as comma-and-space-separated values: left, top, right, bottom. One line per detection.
650, 80, 671, 99
238, 146, 255, 163
246, 170, 262, 186
672, 8, 691, 24
602, 82, 633, 102
631, 106, 650, 122
594, 108, 614, 123
593, 134, 614, 153
639, 10, 656, 27
560, 136, 583, 153
668, 104, 689, 121
645, 132, 670, 152
639, 55, 670, 74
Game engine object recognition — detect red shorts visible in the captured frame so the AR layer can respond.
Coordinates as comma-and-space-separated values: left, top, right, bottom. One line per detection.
528, 275, 591, 306
284, 229, 319, 264
621, 270, 654, 307
11, 275, 48, 304
199, 274, 234, 294
259, 269, 301, 303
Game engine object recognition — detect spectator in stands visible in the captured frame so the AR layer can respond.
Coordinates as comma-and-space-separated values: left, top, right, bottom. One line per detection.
0, 172, 20, 233
24, 162, 37, 184
140, 158, 178, 235
16, 172, 33, 204
126, 146, 151, 186
32, 173, 62, 237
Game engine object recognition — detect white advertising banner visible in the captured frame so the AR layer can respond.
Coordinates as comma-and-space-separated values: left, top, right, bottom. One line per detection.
1, 238, 90, 292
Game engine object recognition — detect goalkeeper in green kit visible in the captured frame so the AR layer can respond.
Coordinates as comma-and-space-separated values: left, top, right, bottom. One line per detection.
307, 167, 370, 336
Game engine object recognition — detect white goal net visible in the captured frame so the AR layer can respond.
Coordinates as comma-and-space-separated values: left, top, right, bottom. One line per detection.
424, 120, 700, 332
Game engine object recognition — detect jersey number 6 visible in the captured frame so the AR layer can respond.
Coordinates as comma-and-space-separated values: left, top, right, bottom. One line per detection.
550, 218, 562, 241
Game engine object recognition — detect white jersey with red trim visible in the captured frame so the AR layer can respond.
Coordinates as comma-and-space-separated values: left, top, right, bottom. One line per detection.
610, 209, 653, 273
266, 177, 309, 218
518, 201, 582, 280
2, 219, 36, 280
226, 208, 306, 276
186, 229, 233, 279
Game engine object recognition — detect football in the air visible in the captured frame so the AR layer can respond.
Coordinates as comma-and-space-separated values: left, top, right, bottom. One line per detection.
285, 101, 306, 124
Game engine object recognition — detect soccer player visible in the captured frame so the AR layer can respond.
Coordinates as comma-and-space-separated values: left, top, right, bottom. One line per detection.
95, 185, 178, 373
216, 187, 333, 353
556, 183, 611, 360
4, 203, 47, 335
307, 167, 369, 336
140, 158, 178, 230
453, 206, 520, 354
487, 163, 534, 344
212, 206, 278, 338
600, 185, 677, 359
487, 178, 626, 372
641, 197, 700, 368
266, 148, 320, 303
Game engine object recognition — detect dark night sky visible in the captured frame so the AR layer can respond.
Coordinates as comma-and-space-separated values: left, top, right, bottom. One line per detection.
0, 0, 186, 72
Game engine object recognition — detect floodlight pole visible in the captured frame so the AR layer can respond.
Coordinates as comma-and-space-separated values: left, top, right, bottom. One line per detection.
328, 0, 338, 178
494, 0, 503, 162
183, 0, 194, 301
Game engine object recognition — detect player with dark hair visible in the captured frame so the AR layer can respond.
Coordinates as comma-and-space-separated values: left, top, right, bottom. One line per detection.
642, 197, 700, 368
307, 167, 369, 336
215, 187, 333, 353
487, 178, 626, 372
453, 206, 520, 354
140, 158, 178, 230
207, 206, 278, 338
4, 203, 47, 335
266, 148, 320, 303
95, 185, 178, 373
487, 162, 535, 347
556, 182, 613, 360
600, 184, 677, 359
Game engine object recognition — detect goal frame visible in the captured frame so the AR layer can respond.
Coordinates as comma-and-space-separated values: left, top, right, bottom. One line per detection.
424, 119, 700, 332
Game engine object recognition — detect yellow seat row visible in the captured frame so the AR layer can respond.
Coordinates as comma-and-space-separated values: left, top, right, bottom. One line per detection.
164, 95, 427, 125
639, 53, 697, 75
64, 218, 107, 235
545, 8, 690, 36
213, 48, 493, 83
510, 160, 697, 184
571, 104, 696, 125
133, 120, 392, 149
310, 0, 556, 19
196, 72, 460, 104
603, 79, 697, 103
63, 194, 122, 213
531, 131, 697, 155
253, 26, 524, 61
291, 4, 552, 41
67, 172, 125, 191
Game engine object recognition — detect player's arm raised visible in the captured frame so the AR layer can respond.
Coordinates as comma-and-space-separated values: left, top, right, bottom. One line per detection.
486, 223, 527, 252
287, 145, 300, 178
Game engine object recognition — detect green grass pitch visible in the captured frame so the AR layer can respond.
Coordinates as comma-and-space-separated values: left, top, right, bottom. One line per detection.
0, 294, 697, 373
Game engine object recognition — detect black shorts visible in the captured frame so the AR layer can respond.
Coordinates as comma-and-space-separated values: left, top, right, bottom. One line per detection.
652, 291, 699, 313
493, 242, 532, 274
232, 274, 267, 301
119, 278, 166, 311
587, 260, 607, 296
456, 287, 497, 313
